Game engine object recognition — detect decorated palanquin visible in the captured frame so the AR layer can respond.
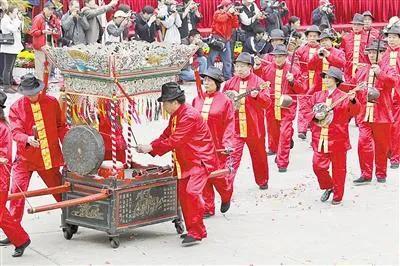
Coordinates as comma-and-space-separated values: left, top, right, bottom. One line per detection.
9, 41, 198, 248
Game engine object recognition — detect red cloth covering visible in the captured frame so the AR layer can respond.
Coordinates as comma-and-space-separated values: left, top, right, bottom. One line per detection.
210, 10, 239, 41
0, 121, 11, 192
354, 63, 397, 123
9, 94, 68, 171
308, 88, 360, 153
150, 103, 219, 182
30, 13, 61, 50
308, 47, 346, 94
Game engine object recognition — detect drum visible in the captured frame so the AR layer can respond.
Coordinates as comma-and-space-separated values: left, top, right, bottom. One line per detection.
62, 125, 105, 176
367, 87, 380, 103
313, 102, 334, 127
98, 161, 125, 179
279, 95, 293, 108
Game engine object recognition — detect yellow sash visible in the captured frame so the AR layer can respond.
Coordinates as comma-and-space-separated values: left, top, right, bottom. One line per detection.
389, 51, 397, 100
274, 69, 283, 121
308, 48, 317, 89
352, 34, 361, 76
239, 81, 248, 138
322, 58, 330, 91
171, 116, 182, 179
31, 102, 53, 170
318, 98, 332, 153
201, 97, 214, 121
364, 68, 375, 122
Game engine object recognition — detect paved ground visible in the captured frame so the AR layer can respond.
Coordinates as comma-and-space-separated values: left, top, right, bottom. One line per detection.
0, 82, 398, 265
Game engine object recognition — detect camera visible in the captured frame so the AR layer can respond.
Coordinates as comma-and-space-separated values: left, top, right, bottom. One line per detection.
233, 2, 244, 12
322, 3, 334, 13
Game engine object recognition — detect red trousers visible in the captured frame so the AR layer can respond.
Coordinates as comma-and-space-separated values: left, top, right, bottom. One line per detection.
0, 193, 29, 247
10, 160, 62, 223
268, 117, 294, 168
230, 133, 269, 187
390, 106, 400, 164
358, 123, 391, 179
297, 97, 310, 134
179, 168, 208, 240
313, 151, 347, 201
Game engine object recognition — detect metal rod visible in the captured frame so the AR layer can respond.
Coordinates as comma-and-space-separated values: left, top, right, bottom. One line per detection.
27, 190, 110, 214
7, 183, 71, 201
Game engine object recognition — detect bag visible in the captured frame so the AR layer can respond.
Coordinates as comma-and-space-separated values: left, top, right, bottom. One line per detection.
208, 35, 227, 51
0, 33, 14, 45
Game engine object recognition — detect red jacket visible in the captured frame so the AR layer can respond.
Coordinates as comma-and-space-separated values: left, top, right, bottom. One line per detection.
9, 94, 68, 171
340, 30, 371, 79
211, 10, 239, 41
261, 62, 305, 121
150, 104, 219, 180
382, 46, 400, 106
308, 47, 346, 94
308, 88, 360, 153
30, 13, 61, 50
0, 121, 11, 192
192, 91, 235, 151
223, 73, 271, 138
354, 63, 397, 123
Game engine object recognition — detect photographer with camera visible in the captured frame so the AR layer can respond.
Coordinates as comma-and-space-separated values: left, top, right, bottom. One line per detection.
135, 6, 159, 43
103, 10, 130, 44
179, 0, 202, 39
263, 0, 288, 34
282, 16, 300, 38
311, 0, 335, 30
243, 26, 271, 55
239, 0, 264, 38
159, 0, 182, 44
207, 0, 239, 80
61, 0, 89, 46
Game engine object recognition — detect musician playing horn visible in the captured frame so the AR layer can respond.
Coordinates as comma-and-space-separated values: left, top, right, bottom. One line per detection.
222, 52, 271, 190
353, 40, 397, 184
192, 67, 235, 217
261, 44, 304, 172
308, 67, 360, 205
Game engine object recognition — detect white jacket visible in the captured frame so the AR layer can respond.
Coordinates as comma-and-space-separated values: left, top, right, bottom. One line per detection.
0, 14, 23, 54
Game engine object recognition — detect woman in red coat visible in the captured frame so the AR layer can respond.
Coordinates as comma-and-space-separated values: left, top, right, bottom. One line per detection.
192, 66, 235, 217
0, 91, 31, 257
308, 67, 360, 205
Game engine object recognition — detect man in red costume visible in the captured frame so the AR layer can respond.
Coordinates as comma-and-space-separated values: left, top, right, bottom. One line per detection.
8, 74, 68, 225
294, 25, 321, 139
223, 52, 271, 189
261, 45, 304, 172
362, 11, 380, 44
0, 91, 31, 257
382, 25, 400, 169
340, 13, 373, 81
308, 67, 360, 205
353, 40, 397, 184
193, 67, 234, 217
137, 82, 218, 246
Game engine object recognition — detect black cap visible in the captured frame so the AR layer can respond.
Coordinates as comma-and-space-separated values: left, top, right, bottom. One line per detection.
235, 52, 254, 65
201, 66, 224, 83
320, 66, 344, 83
270, 44, 288, 55
304, 25, 321, 36
270, 29, 285, 40
318, 30, 335, 41
362, 11, 374, 20
350, 13, 365, 25
17, 73, 45, 96
44, 1, 56, 9
157, 82, 184, 102
385, 25, 400, 37
365, 39, 387, 52
0, 91, 6, 109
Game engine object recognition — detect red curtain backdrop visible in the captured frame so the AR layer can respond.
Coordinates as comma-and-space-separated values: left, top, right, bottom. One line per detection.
37, 0, 399, 28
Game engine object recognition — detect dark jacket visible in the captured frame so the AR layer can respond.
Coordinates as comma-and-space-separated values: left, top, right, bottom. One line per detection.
179, 11, 201, 39
135, 13, 158, 43
264, 7, 288, 34
243, 36, 271, 55
311, 8, 335, 29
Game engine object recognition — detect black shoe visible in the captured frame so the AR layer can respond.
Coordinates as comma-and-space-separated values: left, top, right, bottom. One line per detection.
331, 200, 341, 205
353, 177, 372, 185
220, 201, 230, 213
390, 163, 399, 169
278, 168, 287, 173
298, 132, 306, 140
0, 238, 11, 246
290, 139, 294, 149
377, 178, 386, 183
180, 233, 187, 239
267, 151, 276, 156
12, 239, 31, 257
181, 235, 201, 247
259, 182, 268, 190
320, 189, 333, 202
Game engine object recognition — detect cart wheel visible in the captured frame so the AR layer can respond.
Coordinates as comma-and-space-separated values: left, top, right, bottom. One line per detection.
70, 225, 79, 234
174, 220, 185, 234
63, 228, 73, 240
110, 237, 120, 249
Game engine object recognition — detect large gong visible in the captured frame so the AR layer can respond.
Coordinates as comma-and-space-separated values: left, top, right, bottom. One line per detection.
62, 125, 105, 175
